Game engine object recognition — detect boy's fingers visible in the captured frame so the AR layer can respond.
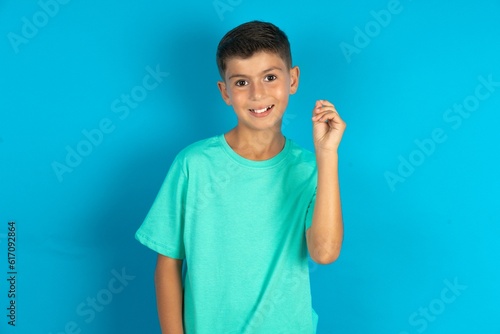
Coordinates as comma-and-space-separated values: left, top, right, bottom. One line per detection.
313, 100, 341, 122
312, 110, 340, 122
314, 107, 338, 116
318, 100, 337, 111
315, 101, 338, 112
319, 99, 334, 106
313, 106, 340, 117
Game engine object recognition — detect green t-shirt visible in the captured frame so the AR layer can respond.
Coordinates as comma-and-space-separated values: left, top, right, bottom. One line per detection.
135, 134, 319, 333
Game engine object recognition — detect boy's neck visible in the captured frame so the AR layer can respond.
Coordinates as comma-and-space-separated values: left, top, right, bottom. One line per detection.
224, 127, 285, 161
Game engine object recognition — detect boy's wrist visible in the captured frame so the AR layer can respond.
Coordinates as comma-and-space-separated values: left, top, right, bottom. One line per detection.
315, 149, 339, 168
315, 147, 339, 159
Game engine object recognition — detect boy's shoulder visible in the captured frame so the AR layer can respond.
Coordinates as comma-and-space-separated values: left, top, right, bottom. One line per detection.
174, 134, 222, 163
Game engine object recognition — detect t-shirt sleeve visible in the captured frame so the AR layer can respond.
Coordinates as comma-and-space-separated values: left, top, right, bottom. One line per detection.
305, 189, 316, 230
135, 156, 187, 259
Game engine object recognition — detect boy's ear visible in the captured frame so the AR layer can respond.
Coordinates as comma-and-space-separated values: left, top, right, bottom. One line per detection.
217, 80, 231, 105
289, 66, 300, 95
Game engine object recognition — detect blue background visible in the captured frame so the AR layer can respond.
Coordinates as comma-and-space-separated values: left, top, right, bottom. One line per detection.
1, 0, 499, 333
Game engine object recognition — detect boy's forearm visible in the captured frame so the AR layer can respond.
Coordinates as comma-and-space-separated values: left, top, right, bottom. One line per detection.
155, 255, 184, 334
307, 151, 344, 264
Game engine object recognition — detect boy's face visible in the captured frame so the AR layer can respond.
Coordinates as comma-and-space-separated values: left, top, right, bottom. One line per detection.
217, 51, 299, 132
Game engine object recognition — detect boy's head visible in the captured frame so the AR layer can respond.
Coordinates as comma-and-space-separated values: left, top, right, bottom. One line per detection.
216, 21, 299, 133
216, 21, 292, 79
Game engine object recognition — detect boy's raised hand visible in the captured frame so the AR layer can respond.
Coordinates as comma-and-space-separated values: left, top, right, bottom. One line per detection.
311, 100, 346, 152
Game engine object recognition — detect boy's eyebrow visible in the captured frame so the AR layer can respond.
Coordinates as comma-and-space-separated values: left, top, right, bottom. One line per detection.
227, 66, 284, 80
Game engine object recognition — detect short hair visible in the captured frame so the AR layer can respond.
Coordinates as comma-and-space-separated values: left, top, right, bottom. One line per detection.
216, 20, 292, 79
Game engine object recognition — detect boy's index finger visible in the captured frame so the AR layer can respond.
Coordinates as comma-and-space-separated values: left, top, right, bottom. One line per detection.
319, 99, 335, 107
313, 100, 326, 115
314, 100, 337, 112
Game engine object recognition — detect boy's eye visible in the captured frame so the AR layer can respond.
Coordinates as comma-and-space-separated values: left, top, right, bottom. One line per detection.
265, 75, 277, 81
235, 80, 248, 87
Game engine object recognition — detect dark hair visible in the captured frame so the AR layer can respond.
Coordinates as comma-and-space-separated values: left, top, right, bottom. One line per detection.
216, 20, 292, 79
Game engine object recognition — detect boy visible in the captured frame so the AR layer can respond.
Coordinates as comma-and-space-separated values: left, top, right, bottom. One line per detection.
135, 20, 345, 333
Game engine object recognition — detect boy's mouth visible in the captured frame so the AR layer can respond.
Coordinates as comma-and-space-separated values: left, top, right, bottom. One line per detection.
249, 105, 274, 115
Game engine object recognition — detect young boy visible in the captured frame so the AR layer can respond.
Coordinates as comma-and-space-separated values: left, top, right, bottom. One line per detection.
135, 20, 345, 333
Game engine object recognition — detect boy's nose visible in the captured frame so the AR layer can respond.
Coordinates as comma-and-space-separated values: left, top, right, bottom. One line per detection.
250, 82, 266, 100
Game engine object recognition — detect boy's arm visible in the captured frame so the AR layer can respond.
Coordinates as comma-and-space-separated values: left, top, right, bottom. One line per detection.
307, 100, 346, 264
155, 254, 184, 334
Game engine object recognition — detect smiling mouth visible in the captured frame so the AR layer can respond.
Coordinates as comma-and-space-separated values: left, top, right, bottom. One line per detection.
249, 105, 274, 114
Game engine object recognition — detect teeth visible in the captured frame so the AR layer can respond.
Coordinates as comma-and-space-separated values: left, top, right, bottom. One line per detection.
251, 105, 272, 113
